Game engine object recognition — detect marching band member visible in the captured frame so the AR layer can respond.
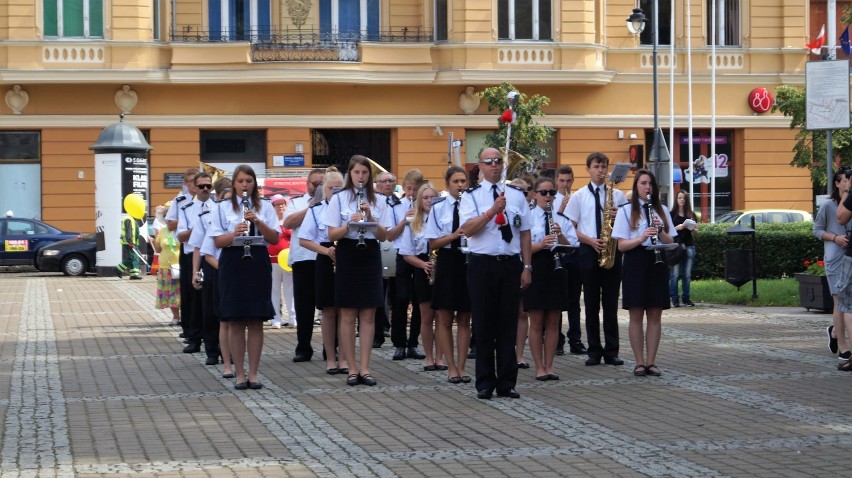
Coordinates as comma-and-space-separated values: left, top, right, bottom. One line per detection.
324, 155, 391, 387
611, 169, 673, 377
299, 170, 348, 375
166, 168, 198, 343
197, 180, 234, 379
566, 152, 627, 366
387, 170, 427, 361
523, 177, 578, 381
400, 183, 443, 372
425, 166, 471, 384
511, 177, 532, 370
209, 165, 279, 390
553, 165, 586, 355
460, 147, 532, 400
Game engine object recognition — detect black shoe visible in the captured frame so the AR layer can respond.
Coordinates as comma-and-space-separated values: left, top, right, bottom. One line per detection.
604, 356, 624, 366
372, 340, 383, 349
585, 356, 601, 366
672, 299, 680, 308
178, 333, 185, 338
392, 347, 406, 360
247, 381, 263, 390
476, 390, 493, 400
183, 342, 201, 354
828, 325, 839, 354
293, 353, 312, 363
468, 348, 477, 359
569, 343, 587, 355
407, 347, 426, 359
205, 355, 219, 366
839, 351, 851, 361
359, 373, 377, 386
555, 345, 565, 356
517, 362, 530, 369
383, 328, 391, 338
234, 381, 248, 390
683, 299, 695, 307
497, 388, 521, 399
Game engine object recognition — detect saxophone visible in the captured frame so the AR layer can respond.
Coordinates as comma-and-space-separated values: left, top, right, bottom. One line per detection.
597, 182, 617, 269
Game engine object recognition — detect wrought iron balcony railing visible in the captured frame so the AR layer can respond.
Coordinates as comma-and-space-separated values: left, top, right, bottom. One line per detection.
172, 27, 434, 62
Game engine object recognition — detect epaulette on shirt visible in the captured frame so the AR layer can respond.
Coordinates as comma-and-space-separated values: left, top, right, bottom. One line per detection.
180, 201, 194, 210
198, 210, 211, 217
466, 184, 481, 193
309, 201, 324, 209
332, 188, 346, 195
386, 194, 401, 207
430, 196, 447, 206
506, 184, 525, 193
175, 195, 187, 203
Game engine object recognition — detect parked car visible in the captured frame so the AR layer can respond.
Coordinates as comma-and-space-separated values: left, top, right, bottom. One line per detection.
37, 233, 97, 276
0, 218, 80, 267
715, 209, 813, 224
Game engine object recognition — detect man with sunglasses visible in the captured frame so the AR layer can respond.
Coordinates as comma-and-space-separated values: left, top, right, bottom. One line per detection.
165, 168, 198, 341
176, 172, 216, 356
460, 148, 532, 400
282, 168, 326, 362
552, 165, 587, 357
566, 152, 627, 367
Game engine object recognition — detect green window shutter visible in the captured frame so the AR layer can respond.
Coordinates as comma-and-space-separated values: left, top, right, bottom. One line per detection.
89, 0, 103, 37
63, 0, 84, 37
44, 0, 58, 37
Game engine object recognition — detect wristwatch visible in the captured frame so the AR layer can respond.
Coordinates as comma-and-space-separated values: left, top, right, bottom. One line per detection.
523, 264, 533, 272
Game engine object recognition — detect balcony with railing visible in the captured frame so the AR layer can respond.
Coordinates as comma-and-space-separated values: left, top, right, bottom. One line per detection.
171, 27, 434, 62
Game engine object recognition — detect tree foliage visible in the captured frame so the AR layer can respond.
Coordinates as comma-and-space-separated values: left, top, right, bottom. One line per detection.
773, 84, 852, 188
478, 82, 554, 176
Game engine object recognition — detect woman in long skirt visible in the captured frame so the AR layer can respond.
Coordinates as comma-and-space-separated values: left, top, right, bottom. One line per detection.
611, 169, 674, 378
209, 165, 279, 390
324, 155, 390, 387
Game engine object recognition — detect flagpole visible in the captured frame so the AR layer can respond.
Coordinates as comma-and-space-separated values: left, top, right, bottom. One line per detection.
668, 0, 675, 209
827, 0, 836, 196
687, 0, 694, 214
710, 0, 716, 223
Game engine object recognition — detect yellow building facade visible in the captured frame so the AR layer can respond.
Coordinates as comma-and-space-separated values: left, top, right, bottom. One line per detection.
0, 0, 824, 231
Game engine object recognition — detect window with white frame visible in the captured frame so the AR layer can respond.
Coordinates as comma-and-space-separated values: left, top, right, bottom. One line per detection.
638, 0, 672, 46
319, 0, 380, 41
498, 0, 552, 41
43, 0, 103, 38
706, 0, 740, 46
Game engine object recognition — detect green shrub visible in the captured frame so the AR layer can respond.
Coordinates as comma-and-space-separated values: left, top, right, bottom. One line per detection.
691, 222, 821, 280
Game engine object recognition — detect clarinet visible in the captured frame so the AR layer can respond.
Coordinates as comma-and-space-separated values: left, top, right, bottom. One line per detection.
646, 193, 664, 265
241, 192, 253, 260
545, 201, 563, 271
356, 183, 367, 249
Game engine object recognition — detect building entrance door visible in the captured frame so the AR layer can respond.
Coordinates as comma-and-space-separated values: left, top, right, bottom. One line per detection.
0, 132, 41, 219
312, 129, 391, 172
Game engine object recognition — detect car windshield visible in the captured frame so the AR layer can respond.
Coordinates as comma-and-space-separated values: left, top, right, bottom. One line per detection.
716, 211, 741, 223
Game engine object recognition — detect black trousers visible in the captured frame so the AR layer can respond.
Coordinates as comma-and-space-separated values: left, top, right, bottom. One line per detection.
179, 246, 202, 343
468, 254, 521, 394
373, 278, 391, 344
292, 260, 316, 357
558, 252, 583, 347
578, 245, 622, 359
391, 254, 421, 348
200, 261, 220, 357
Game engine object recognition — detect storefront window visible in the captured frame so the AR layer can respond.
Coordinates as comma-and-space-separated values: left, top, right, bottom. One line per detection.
675, 131, 733, 220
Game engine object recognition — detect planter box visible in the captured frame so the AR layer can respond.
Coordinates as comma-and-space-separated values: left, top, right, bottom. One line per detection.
794, 273, 833, 312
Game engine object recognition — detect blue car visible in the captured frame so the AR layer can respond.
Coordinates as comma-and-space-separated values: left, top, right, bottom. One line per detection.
0, 218, 81, 268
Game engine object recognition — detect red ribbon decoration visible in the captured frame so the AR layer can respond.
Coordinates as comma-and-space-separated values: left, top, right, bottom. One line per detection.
500, 109, 514, 123
494, 211, 507, 225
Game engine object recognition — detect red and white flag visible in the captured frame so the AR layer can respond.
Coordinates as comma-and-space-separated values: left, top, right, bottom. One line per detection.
806, 24, 826, 54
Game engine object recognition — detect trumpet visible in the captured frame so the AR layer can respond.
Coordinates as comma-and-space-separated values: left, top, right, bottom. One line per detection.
545, 200, 563, 271
645, 193, 664, 265
241, 191, 253, 260
356, 182, 367, 249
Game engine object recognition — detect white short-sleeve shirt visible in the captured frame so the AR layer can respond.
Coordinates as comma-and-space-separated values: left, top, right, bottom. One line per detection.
611, 201, 674, 247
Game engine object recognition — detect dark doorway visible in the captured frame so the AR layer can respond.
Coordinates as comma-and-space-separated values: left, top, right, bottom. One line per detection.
312, 129, 391, 172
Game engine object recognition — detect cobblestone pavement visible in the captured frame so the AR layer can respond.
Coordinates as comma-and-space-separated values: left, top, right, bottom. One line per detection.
1, 272, 851, 477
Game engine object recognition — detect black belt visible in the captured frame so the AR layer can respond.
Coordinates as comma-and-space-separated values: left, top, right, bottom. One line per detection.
469, 252, 519, 261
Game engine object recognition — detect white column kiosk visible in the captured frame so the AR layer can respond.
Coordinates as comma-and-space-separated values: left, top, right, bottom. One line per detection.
90, 115, 152, 276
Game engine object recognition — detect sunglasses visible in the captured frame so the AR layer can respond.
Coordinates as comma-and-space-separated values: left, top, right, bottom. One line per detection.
196, 184, 213, 190
377, 179, 395, 183
537, 189, 557, 197
481, 158, 503, 166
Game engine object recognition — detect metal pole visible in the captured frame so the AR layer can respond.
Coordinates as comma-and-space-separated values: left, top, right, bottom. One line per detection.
652, 0, 660, 180
751, 215, 758, 300
827, 0, 837, 196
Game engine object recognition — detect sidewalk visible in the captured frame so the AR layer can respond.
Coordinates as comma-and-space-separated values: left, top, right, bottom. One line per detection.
1, 272, 851, 477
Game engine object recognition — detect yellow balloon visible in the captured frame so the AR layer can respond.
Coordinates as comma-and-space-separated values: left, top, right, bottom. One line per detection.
277, 248, 292, 272
123, 193, 146, 220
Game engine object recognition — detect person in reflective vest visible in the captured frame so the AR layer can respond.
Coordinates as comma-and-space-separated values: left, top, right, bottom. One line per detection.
117, 215, 142, 279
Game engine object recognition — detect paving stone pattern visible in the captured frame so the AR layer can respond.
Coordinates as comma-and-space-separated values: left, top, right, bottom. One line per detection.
1, 274, 851, 477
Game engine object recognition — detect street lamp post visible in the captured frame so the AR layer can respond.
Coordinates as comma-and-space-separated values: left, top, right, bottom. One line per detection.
627, 5, 664, 181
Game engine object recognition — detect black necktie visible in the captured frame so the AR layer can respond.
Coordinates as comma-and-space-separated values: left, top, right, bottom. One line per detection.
451, 201, 461, 250
492, 184, 513, 243
594, 186, 602, 237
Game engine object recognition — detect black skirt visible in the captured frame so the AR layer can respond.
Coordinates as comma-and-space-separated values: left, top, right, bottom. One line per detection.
621, 246, 671, 310
431, 248, 470, 312
523, 250, 569, 311
315, 242, 336, 309
412, 253, 434, 304
334, 238, 384, 308
218, 246, 274, 322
